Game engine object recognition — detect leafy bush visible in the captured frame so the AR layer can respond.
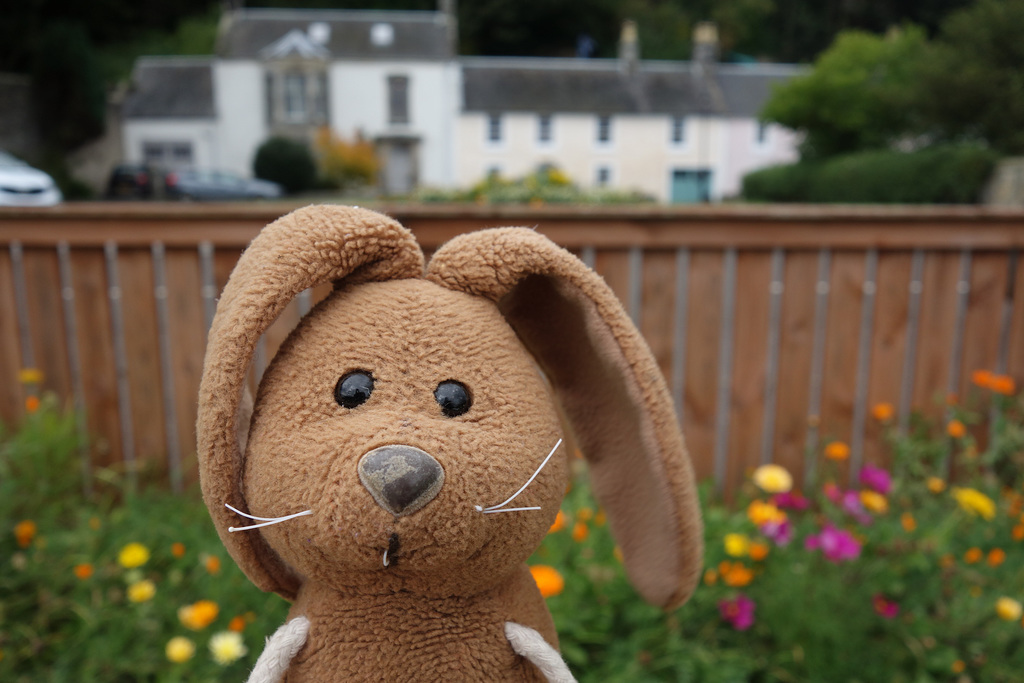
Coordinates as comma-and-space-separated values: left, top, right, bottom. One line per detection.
253, 137, 317, 195
313, 127, 378, 192
2, 370, 1022, 681
742, 145, 1001, 203
415, 166, 655, 205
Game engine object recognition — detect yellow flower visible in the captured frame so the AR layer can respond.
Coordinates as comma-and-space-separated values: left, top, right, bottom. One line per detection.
824, 441, 850, 461
859, 490, 889, 514
128, 579, 156, 603
18, 368, 43, 384
752, 464, 793, 493
179, 600, 219, 630
165, 636, 195, 663
871, 402, 895, 422
210, 631, 248, 665
547, 511, 566, 534
529, 565, 565, 598
996, 597, 1023, 621
118, 543, 150, 569
952, 487, 996, 520
901, 512, 916, 532
577, 507, 594, 522
747, 500, 787, 526
613, 546, 623, 563
594, 509, 607, 526
14, 520, 37, 548
927, 477, 946, 494
724, 533, 751, 557
947, 419, 966, 439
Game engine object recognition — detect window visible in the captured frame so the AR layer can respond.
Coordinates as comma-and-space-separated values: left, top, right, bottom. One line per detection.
283, 73, 307, 122
487, 113, 502, 143
596, 166, 611, 187
756, 122, 770, 146
537, 114, 552, 143
671, 116, 686, 145
596, 115, 612, 143
388, 75, 409, 125
142, 141, 193, 167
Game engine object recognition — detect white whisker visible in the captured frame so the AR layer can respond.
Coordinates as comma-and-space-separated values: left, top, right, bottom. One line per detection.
478, 439, 562, 514
225, 503, 313, 533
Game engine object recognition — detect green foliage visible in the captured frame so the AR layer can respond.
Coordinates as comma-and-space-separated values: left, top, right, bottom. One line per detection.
0, 398, 290, 681
742, 145, 1000, 203
761, 27, 929, 159
913, 0, 1024, 155
31, 22, 106, 152
253, 137, 317, 195
415, 166, 655, 205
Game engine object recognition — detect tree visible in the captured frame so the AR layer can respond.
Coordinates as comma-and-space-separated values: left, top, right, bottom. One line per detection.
913, 0, 1024, 155
760, 27, 928, 159
32, 23, 106, 152
254, 137, 317, 194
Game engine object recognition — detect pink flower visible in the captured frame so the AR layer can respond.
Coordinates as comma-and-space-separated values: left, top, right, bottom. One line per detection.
841, 491, 873, 525
872, 594, 900, 619
772, 491, 809, 511
859, 464, 892, 495
718, 594, 756, 631
823, 482, 841, 503
805, 524, 861, 563
760, 519, 794, 547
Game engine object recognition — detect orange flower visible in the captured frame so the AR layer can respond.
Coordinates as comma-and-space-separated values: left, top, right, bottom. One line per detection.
703, 568, 718, 586
987, 548, 1006, 567
228, 615, 247, 632
25, 396, 40, 413
824, 442, 850, 461
940, 554, 955, 569
178, 600, 219, 630
747, 500, 787, 526
947, 419, 966, 439
572, 522, 589, 543
529, 565, 564, 598
1012, 524, 1024, 541
952, 660, 966, 674
577, 507, 594, 522
204, 555, 221, 575
548, 511, 566, 534
901, 512, 916, 532
871, 402, 895, 422
748, 542, 769, 562
14, 520, 37, 548
171, 542, 186, 558
722, 562, 754, 587
594, 509, 606, 526
964, 547, 982, 564
971, 370, 994, 388
73, 563, 94, 580
989, 374, 1016, 395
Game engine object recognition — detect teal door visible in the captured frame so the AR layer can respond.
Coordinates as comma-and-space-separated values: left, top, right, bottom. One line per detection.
671, 169, 712, 203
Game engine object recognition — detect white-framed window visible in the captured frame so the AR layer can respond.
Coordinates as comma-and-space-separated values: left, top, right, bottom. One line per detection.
142, 141, 193, 167
671, 116, 686, 145
596, 115, 612, 144
595, 165, 612, 187
283, 72, 307, 122
537, 114, 553, 144
388, 75, 410, 125
487, 113, 503, 143
756, 121, 770, 147
265, 66, 328, 126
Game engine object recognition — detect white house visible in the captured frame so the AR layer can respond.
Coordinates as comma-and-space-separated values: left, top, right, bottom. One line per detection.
121, 7, 802, 202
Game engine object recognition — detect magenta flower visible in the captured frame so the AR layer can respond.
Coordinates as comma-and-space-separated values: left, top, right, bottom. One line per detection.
841, 491, 873, 525
805, 524, 861, 563
760, 519, 794, 547
872, 594, 900, 619
772, 491, 809, 511
859, 464, 892, 495
823, 482, 841, 503
719, 594, 756, 631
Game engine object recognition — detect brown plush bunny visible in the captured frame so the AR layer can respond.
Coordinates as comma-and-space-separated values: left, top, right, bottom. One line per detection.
196, 205, 703, 682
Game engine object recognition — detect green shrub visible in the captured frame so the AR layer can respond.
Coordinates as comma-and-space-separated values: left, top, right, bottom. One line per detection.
415, 166, 655, 205
743, 145, 1001, 203
253, 137, 317, 194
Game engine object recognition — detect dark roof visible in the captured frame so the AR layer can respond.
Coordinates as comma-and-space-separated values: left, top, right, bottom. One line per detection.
217, 9, 453, 61
122, 58, 215, 119
462, 59, 805, 117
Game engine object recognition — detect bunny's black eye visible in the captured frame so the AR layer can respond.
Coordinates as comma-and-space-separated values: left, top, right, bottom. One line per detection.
435, 381, 471, 417
335, 371, 374, 409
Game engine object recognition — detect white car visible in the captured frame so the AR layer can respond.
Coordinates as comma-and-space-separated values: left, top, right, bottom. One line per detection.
0, 151, 63, 207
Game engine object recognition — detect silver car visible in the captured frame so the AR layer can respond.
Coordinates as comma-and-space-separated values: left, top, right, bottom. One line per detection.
164, 169, 283, 201
0, 151, 63, 207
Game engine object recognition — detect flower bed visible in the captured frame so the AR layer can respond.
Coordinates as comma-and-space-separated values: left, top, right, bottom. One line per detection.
1, 372, 1022, 681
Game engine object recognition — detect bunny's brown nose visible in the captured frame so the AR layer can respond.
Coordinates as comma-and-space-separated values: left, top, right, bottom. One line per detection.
357, 445, 444, 516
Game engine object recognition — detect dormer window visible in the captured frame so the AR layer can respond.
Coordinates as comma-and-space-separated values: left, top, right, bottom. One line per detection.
265, 66, 328, 127
283, 73, 308, 122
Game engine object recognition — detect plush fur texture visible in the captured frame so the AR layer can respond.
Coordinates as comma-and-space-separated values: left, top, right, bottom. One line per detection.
196, 205, 703, 681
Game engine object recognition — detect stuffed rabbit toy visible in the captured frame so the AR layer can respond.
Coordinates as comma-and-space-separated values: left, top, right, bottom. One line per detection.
197, 206, 702, 682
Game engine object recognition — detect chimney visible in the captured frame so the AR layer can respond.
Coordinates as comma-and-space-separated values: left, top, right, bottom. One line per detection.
619, 20, 639, 74
439, 0, 459, 56
692, 21, 719, 64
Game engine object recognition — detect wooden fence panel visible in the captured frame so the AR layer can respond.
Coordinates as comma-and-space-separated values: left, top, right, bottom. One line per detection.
3, 204, 1024, 499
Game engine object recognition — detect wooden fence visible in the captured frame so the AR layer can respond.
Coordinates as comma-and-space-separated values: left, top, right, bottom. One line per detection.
2, 203, 1023, 498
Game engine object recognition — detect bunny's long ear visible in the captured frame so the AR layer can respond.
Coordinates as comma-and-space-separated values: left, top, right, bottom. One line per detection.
197, 205, 424, 599
427, 229, 702, 610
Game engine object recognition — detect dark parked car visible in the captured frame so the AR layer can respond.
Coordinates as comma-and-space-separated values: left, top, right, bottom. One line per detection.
105, 163, 156, 199
165, 170, 284, 201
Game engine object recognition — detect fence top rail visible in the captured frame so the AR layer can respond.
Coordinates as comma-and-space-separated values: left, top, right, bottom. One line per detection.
4, 202, 1024, 249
